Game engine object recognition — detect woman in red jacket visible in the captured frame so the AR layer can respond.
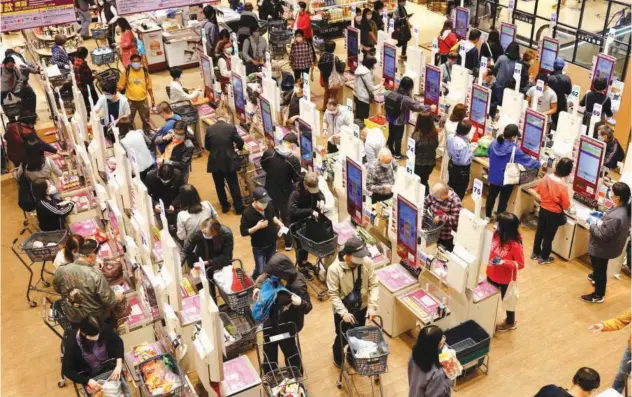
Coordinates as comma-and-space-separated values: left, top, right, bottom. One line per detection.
487, 212, 525, 333
295, 2, 314, 41
437, 19, 459, 64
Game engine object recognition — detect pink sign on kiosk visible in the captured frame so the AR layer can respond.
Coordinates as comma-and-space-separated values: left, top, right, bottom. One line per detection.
573, 136, 606, 201
222, 356, 261, 395
591, 53, 616, 89
468, 84, 491, 141
377, 264, 417, 293
424, 64, 442, 114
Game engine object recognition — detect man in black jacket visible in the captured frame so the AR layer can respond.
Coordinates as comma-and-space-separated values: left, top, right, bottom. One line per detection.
261, 132, 302, 251
547, 58, 572, 126
205, 108, 245, 214
240, 187, 286, 280
288, 172, 325, 280
145, 164, 184, 217
253, 253, 312, 374
181, 217, 234, 301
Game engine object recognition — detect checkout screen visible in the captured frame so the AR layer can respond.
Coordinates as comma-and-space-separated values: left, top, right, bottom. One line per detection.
594, 56, 615, 85
298, 119, 313, 170
576, 140, 602, 185
346, 159, 363, 224
383, 45, 396, 80
397, 196, 418, 265
540, 40, 558, 72
200, 56, 213, 90
232, 74, 245, 117
260, 98, 274, 143
500, 24, 515, 50
348, 28, 358, 58
522, 111, 545, 157
455, 8, 469, 39
470, 87, 488, 125
425, 67, 441, 104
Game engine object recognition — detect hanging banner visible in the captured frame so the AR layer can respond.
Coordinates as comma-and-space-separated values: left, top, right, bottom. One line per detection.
117, 0, 205, 16
1, 0, 76, 32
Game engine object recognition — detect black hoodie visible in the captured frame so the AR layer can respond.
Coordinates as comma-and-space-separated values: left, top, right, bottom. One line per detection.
261, 254, 312, 332
260, 146, 302, 206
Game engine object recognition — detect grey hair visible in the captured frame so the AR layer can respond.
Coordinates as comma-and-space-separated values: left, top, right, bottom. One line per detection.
431, 182, 449, 198
597, 124, 614, 140
378, 148, 392, 161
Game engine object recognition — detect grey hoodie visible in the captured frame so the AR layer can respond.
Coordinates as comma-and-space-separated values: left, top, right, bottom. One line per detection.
354, 65, 379, 104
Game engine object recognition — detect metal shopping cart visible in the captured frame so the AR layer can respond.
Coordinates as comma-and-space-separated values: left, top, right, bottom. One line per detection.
42, 296, 74, 388
11, 229, 68, 307
420, 212, 444, 246
256, 322, 307, 397
95, 68, 122, 94
268, 20, 293, 61
73, 358, 133, 397
290, 220, 338, 301
215, 259, 255, 312
337, 316, 389, 396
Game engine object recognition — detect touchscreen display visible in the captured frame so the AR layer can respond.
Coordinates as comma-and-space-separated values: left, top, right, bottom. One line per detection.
540, 39, 558, 72
397, 195, 418, 266
500, 23, 515, 51
470, 86, 489, 125
455, 7, 469, 39
260, 97, 274, 144
298, 119, 313, 170
200, 55, 213, 90
346, 159, 363, 224
383, 44, 397, 80
594, 55, 615, 85
425, 66, 441, 104
348, 27, 358, 57
573, 136, 605, 200
232, 73, 245, 119
522, 110, 545, 158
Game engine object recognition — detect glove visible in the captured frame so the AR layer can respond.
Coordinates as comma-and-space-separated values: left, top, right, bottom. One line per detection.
291, 294, 302, 306
312, 210, 319, 218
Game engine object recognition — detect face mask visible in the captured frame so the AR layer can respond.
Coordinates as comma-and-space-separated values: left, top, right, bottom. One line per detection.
252, 32, 260, 39
355, 17, 362, 23
257, 201, 268, 210
84, 333, 100, 341
105, 94, 113, 100
202, 233, 213, 240
598, 136, 605, 141
224, 47, 233, 55
131, 62, 141, 70
296, 37, 304, 43
174, 133, 185, 141
159, 177, 171, 184
350, 256, 364, 265
381, 162, 391, 169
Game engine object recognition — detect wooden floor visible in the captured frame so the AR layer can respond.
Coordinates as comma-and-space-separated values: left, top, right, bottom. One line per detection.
1, 3, 631, 395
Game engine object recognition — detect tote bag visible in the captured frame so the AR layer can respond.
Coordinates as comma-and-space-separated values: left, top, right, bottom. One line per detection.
502, 263, 519, 311
503, 146, 521, 186
328, 57, 344, 90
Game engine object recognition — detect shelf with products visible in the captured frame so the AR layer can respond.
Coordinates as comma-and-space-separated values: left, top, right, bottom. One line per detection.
22, 27, 83, 59
311, 0, 367, 11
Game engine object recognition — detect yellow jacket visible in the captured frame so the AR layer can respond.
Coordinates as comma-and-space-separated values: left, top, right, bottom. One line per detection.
602, 309, 631, 346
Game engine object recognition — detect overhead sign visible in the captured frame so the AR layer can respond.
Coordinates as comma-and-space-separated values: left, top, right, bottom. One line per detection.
1, 0, 76, 32
117, 0, 206, 15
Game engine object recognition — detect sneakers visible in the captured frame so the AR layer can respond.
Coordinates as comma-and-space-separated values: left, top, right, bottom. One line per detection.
530, 253, 540, 260
581, 293, 604, 303
393, 154, 403, 160
285, 245, 293, 251
495, 320, 518, 333
538, 256, 554, 265
587, 273, 595, 284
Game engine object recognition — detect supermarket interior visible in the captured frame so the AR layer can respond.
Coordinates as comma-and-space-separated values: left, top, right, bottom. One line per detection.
0, 0, 631, 396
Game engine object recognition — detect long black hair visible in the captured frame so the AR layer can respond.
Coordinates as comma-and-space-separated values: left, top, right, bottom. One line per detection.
497, 124, 519, 144
411, 325, 443, 372
611, 182, 631, 217
496, 212, 522, 245
178, 184, 203, 214
398, 76, 414, 97
505, 42, 520, 61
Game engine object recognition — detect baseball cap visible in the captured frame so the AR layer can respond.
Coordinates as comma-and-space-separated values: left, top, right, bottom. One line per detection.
553, 57, 565, 70
342, 237, 369, 258
253, 187, 272, 203
282, 132, 298, 145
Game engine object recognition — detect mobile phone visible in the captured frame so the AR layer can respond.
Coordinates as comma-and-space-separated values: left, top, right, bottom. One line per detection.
491, 257, 501, 265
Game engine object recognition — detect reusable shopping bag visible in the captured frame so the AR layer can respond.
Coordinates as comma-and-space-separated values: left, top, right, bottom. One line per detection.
503, 146, 521, 186
502, 263, 519, 311
252, 276, 290, 323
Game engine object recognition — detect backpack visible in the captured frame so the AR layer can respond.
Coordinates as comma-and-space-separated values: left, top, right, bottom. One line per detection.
18, 172, 36, 212
335, 57, 346, 74
252, 276, 290, 323
384, 91, 404, 121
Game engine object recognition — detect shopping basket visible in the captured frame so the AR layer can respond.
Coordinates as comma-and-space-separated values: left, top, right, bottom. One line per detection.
420, 213, 444, 246
1, 93, 21, 119
171, 100, 199, 125
138, 354, 185, 397
519, 168, 539, 185
262, 366, 305, 397
91, 48, 116, 66
219, 311, 242, 348
219, 305, 258, 358
444, 320, 491, 365
20, 230, 69, 262
253, 172, 266, 188
95, 68, 121, 93
91, 27, 109, 39
215, 259, 255, 311
296, 223, 338, 258
346, 319, 389, 377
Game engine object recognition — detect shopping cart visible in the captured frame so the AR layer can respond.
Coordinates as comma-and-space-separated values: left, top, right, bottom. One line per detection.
220, 305, 258, 359
12, 228, 68, 307
42, 296, 74, 388
420, 212, 444, 246
291, 220, 338, 301
215, 259, 255, 312
73, 358, 133, 397
337, 316, 389, 396
268, 20, 293, 61
256, 322, 307, 397
95, 68, 122, 94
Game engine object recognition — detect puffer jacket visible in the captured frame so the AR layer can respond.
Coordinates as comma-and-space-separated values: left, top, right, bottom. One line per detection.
354, 65, 378, 104
257, 254, 313, 332
588, 205, 631, 260
487, 139, 540, 186
53, 259, 118, 324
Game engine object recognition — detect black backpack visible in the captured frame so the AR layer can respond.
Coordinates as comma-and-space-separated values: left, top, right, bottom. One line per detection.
384, 91, 404, 119
18, 173, 36, 212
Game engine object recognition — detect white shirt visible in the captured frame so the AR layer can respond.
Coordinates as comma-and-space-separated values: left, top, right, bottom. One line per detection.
364, 128, 386, 164
324, 106, 354, 141
176, 201, 218, 241
217, 57, 231, 78
526, 86, 558, 114
120, 129, 154, 172
169, 80, 199, 103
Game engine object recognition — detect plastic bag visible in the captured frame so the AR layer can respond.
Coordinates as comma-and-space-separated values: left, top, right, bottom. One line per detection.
473, 135, 492, 157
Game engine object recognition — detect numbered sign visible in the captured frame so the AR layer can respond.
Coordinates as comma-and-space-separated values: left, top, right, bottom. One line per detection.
549, 12, 557, 31
593, 104, 603, 119
514, 62, 523, 77
303, 72, 310, 101
569, 84, 581, 101
406, 158, 415, 175
432, 39, 439, 52
606, 28, 615, 42
536, 79, 545, 93
353, 124, 360, 139
472, 179, 483, 201
406, 137, 416, 158
508, 0, 515, 10
346, 98, 353, 112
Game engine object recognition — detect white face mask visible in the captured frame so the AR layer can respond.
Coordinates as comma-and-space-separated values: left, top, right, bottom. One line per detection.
202, 232, 213, 240
381, 162, 391, 169
84, 333, 100, 341
224, 47, 233, 55
350, 256, 364, 265
256, 201, 268, 210
296, 37, 304, 43
159, 177, 171, 184
355, 16, 362, 23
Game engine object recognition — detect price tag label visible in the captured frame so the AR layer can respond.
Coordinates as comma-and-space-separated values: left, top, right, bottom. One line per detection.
346, 98, 353, 112
569, 84, 581, 101
536, 79, 545, 93
592, 104, 603, 118
472, 179, 483, 201
353, 124, 360, 139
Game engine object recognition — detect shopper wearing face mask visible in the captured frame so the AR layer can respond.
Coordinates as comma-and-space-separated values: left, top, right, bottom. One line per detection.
31, 178, 74, 231
261, 133, 302, 251
446, 120, 474, 199
145, 163, 185, 217
289, 30, 316, 80
242, 26, 268, 75
93, 82, 131, 129
154, 102, 182, 154
582, 182, 631, 304
359, 120, 386, 164
366, 148, 398, 203
393, 0, 412, 59
596, 124, 625, 170
408, 325, 452, 397
53, 238, 121, 325
117, 121, 155, 182
327, 237, 379, 368
117, 18, 137, 67
217, 41, 234, 94
240, 187, 286, 280
424, 183, 462, 252
354, 56, 380, 120
360, 8, 378, 54
323, 99, 354, 153
176, 184, 219, 243
97, 0, 119, 46
288, 172, 326, 280
181, 218, 234, 300
51, 35, 71, 70
117, 53, 155, 134
371, 1, 386, 31
62, 316, 127, 396
282, 79, 303, 125
295, 2, 314, 43
156, 120, 194, 183
531, 157, 573, 265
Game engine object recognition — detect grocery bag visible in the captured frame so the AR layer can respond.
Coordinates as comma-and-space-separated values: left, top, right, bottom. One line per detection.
503, 146, 520, 186
502, 264, 519, 311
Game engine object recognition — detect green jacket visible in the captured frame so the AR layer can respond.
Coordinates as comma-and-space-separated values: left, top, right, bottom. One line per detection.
53, 258, 118, 324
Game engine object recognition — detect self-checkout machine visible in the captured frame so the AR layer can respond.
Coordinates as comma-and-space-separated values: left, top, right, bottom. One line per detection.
495, 67, 526, 138
333, 125, 365, 219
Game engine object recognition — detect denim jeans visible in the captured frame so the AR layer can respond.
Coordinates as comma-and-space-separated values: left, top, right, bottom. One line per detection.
612, 345, 631, 393
252, 245, 276, 280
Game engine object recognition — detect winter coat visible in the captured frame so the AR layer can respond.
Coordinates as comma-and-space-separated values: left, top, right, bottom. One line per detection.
487, 140, 540, 186
260, 147, 302, 207
180, 224, 234, 271
492, 54, 517, 88
204, 120, 245, 173
589, 206, 631, 260
354, 65, 379, 104
145, 167, 184, 208
288, 189, 325, 223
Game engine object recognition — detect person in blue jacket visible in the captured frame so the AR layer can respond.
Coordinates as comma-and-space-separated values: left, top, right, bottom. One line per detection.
485, 124, 540, 219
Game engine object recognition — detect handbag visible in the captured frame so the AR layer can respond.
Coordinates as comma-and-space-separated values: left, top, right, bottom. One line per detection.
359, 73, 375, 103
342, 264, 363, 312
545, 176, 567, 225
100, 258, 123, 281
502, 263, 519, 311
328, 57, 344, 90
503, 146, 521, 186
